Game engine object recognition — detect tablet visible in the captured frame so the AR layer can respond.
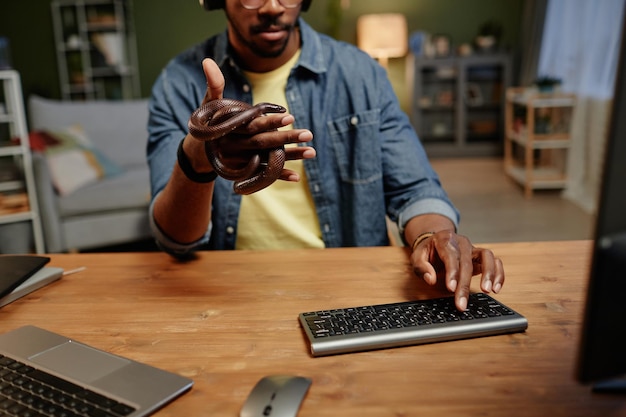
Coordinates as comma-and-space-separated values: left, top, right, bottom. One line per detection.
0, 266, 63, 308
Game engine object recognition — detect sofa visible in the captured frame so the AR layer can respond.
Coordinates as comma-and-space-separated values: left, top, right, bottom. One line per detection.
27, 95, 153, 253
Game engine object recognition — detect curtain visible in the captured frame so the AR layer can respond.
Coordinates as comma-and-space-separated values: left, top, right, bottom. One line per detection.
537, 0, 625, 213
518, 0, 548, 86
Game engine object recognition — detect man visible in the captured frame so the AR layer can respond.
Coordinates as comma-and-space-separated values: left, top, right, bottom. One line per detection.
147, 0, 504, 311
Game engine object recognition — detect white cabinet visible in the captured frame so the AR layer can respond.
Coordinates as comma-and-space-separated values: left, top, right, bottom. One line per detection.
504, 87, 576, 198
51, 0, 140, 100
0, 70, 44, 253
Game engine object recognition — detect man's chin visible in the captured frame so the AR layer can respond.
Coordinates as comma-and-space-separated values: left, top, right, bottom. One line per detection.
251, 42, 289, 59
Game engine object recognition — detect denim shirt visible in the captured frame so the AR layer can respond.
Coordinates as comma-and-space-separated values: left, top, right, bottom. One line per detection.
147, 19, 459, 254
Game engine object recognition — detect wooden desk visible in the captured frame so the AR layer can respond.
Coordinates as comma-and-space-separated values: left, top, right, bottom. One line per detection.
1, 241, 624, 416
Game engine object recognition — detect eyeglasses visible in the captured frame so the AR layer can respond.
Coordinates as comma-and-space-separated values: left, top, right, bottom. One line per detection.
240, 0, 303, 9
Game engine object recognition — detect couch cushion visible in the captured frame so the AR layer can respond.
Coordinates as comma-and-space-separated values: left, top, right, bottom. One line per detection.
28, 95, 150, 170
57, 167, 150, 217
38, 125, 124, 196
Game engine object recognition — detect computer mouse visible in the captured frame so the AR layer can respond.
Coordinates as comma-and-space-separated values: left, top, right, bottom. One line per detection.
240, 375, 312, 417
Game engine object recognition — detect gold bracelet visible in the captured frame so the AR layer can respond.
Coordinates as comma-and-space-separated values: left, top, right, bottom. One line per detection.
411, 232, 435, 251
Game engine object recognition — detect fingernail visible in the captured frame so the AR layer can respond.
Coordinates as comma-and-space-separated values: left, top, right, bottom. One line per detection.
449, 279, 457, 291
458, 296, 468, 311
484, 280, 492, 292
493, 283, 501, 293
298, 131, 313, 141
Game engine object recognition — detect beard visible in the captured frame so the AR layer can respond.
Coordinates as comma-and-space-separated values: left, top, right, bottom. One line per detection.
227, 15, 296, 59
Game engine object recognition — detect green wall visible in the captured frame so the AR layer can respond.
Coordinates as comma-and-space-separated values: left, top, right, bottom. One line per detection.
0, 0, 523, 102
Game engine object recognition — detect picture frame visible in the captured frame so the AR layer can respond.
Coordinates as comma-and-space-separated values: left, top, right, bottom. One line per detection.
431, 34, 452, 57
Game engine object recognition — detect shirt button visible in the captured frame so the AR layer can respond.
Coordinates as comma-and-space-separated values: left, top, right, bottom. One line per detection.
323, 224, 330, 233
226, 226, 235, 234
313, 184, 320, 193
243, 84, 250, 93
350, 116, 359, 126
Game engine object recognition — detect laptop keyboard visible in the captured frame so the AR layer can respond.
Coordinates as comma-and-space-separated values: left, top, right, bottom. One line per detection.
299, 292, 528, 356
0, 355, 136, 417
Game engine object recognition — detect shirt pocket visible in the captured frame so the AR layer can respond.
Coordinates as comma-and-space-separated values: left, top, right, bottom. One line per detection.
327, 109, 382, 184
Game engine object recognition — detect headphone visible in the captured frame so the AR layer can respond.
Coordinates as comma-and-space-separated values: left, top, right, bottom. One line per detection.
199, 0, 311, 11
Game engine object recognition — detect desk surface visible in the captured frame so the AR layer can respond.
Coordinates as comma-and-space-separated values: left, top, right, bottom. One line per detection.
1, 241, 624, 417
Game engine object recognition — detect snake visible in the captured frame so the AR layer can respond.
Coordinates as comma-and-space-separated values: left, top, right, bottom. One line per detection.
187, 98, 287, 195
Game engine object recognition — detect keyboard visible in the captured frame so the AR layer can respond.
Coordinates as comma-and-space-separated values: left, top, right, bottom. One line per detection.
299, 292, 528, 357
0, 355, 136, 417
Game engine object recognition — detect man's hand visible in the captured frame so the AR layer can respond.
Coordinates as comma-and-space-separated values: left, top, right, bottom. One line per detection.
410, 229, 505, 311
191, 58, 316, 183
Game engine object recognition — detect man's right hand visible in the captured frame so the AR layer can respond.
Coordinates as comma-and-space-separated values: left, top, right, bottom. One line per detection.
186, 58, 316, 183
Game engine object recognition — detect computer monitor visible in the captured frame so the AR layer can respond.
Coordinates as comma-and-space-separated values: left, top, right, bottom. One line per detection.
575, 17, 626, 393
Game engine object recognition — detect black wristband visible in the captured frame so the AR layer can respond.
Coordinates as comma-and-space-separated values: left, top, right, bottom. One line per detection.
177, 139, 217, 183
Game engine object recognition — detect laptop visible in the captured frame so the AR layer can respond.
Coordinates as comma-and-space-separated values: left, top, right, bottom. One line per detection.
0, 325, 193, 416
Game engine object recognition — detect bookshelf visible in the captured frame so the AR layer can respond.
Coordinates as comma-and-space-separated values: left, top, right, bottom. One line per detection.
0, 70, 44, 253
410, 54, 512, 157
504, 87, 576, 198
51, 0, 140, 100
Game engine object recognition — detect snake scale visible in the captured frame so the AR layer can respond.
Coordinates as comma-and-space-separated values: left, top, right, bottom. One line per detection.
188, 98, 287, 195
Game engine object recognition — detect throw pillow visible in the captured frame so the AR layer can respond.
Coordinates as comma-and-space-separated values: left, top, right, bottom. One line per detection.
26, 130, 61, 152
40, 125, 123, 196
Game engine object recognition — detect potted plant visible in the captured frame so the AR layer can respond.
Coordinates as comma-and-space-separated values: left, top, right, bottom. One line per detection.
534, 76, 562, 92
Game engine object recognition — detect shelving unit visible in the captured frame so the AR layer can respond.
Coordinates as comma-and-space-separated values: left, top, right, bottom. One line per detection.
504, 87, 576, 198
0, 70, 44, 253
410, 54, 512, 157
51, 0, 139, 100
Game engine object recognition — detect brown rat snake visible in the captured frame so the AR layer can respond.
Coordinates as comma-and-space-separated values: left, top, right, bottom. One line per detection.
188, 98, 287, 195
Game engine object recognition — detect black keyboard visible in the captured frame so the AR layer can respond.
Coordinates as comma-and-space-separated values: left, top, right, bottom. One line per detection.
0, 355, 136, 417
299, 292, 528, 357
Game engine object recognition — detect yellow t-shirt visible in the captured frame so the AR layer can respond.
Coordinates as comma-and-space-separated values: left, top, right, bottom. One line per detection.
236, 51, 324, 250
